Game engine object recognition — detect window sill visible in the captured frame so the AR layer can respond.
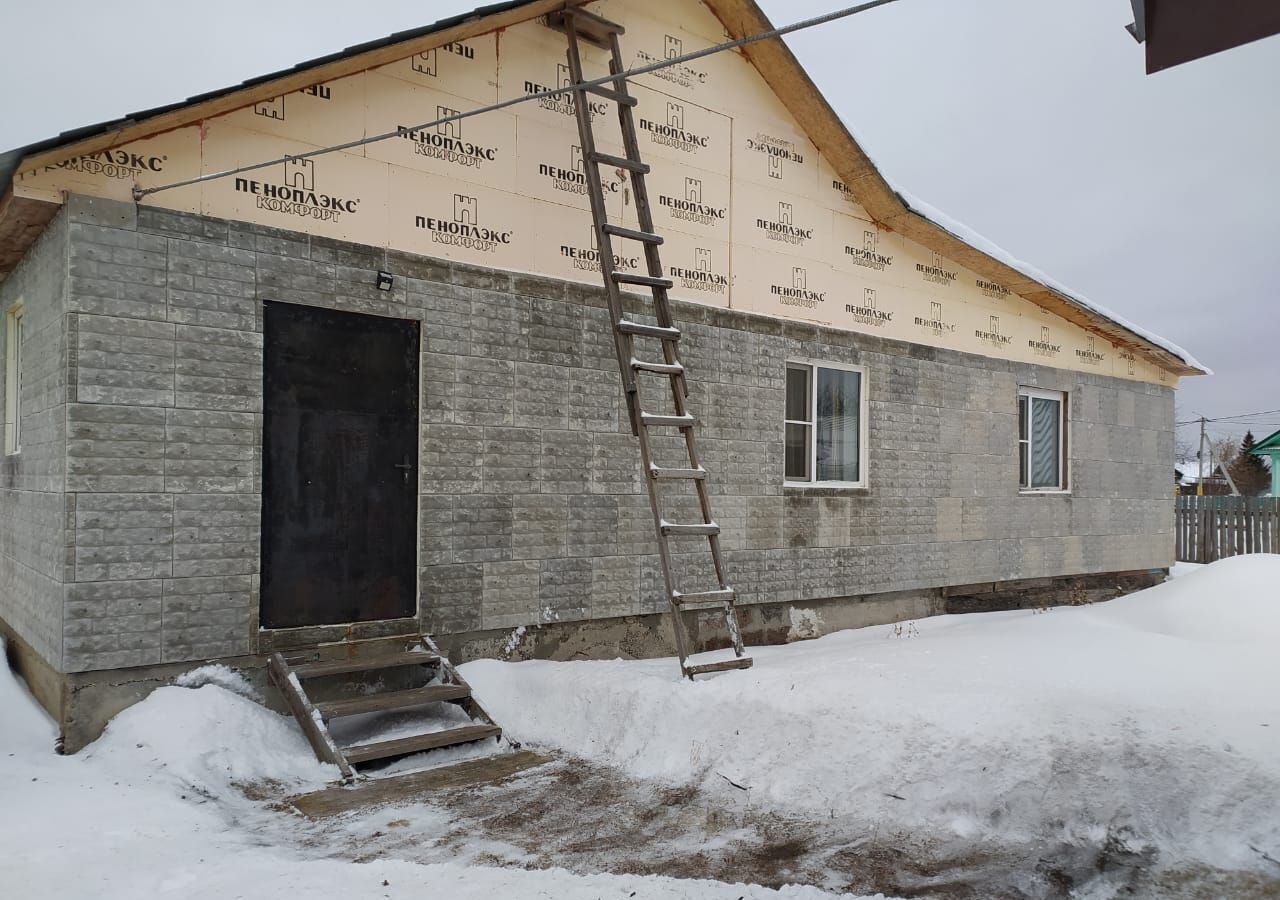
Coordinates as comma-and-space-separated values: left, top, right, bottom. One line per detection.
1019, 489, 1071, 496
784, 482, 870, 495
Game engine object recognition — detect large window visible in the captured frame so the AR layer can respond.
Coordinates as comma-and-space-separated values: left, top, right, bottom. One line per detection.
785, 361, 866, 486
1018, 387, 1065, 491
4, 304, 21, 456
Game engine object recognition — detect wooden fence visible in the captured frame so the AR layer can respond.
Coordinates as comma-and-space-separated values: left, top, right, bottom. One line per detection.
1175, 495, 1280, 563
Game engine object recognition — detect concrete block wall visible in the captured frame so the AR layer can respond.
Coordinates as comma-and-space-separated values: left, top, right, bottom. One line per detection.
10, 195, 1175, 673
0, 211, 70, 670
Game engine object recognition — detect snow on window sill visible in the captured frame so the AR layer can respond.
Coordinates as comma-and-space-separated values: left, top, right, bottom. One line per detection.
784, 481, 870, 493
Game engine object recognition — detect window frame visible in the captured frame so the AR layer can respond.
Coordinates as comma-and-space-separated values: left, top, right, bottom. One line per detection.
1017, 386, 1067, 493
4, 302, 22, 456
784, 358, 869, 489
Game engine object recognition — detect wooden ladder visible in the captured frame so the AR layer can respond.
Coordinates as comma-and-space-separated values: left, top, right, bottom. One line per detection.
268, 635, 502, 782
548, 8, 752, 679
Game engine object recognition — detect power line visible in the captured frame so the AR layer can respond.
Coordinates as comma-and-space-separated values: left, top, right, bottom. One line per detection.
134, 0, 903, 201
1175, 407, 1280, 426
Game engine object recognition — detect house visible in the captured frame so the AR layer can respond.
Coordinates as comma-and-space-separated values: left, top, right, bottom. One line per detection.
0, 0, 1207, 752
1250, 429, 1280, 496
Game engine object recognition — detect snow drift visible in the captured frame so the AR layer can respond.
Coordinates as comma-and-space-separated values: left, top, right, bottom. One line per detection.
465, 555, 1280, 873
1, 644, 874, 899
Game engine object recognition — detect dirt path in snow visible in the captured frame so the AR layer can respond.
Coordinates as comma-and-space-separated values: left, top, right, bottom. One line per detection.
280, 754, 1279, 900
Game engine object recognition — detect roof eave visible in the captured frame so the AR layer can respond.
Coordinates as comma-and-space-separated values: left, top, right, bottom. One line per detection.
0, 0, 1206, 377
702, 0, 1204, 377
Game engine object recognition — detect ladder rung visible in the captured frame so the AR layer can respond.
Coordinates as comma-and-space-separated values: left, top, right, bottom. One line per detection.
672, 589, 735, 605
584, 83, 637, 107
617, 320, 680, 340
590, 151, 650, 174
603, 224, 663, 245
631, 358, 683, 376
640, 413, 695, 428
685, 657, 754, 677
660, 522, 720, 537
545, 9, 624, 48
649, 465, 705, 480
567, 7, 626, 36
613, 272, 673, 290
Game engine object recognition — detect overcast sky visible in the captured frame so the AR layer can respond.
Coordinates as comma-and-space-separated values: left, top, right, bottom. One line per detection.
2, 0, 1276, 451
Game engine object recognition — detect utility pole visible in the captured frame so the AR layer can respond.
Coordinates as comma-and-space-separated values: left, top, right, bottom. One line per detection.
1197, 416, 1207, 496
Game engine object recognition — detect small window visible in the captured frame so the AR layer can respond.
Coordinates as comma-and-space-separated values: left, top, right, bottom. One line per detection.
1018, 387, 1065, 491
785, 361, 866, 486
4, 304, 22, 456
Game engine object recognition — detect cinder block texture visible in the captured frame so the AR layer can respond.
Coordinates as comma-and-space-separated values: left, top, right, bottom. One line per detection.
1, 195, 1177, 674
0, 210, 71, 670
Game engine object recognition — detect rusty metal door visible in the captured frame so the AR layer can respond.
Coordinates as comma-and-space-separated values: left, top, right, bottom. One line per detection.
261, 302, 420, 629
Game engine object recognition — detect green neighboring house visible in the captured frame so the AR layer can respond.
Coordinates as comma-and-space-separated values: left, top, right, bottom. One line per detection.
1250, 428, 1280, 496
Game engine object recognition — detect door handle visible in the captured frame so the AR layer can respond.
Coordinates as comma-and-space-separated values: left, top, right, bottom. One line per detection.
394, 456, 414, 485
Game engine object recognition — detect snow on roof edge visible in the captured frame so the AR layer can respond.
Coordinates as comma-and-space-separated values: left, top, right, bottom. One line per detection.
894, 187, 1210, 375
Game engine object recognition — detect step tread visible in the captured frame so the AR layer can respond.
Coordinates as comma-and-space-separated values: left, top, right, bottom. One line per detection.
289, 651, 441, 680
685, 657, 754, 677
315, 683, 471, 719
342, 723, 503, 764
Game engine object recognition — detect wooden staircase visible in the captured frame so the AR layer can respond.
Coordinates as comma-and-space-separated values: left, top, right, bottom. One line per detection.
269, 636, 503, 782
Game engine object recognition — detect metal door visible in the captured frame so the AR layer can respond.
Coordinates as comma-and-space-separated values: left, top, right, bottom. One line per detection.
261, 302, 420, 629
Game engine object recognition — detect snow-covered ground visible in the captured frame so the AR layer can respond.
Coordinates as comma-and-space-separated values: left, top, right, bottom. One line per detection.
2, 555, 1277, 898
0, 649, 868, 899
466, 555, 1280, 882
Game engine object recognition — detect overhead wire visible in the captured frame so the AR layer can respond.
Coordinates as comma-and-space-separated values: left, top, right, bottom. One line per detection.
133, 0, 904, 201
1176, 408, 1280, 426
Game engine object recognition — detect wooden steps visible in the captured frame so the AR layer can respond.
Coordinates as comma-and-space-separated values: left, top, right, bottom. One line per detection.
344, 724, 503, 765
291, 650, 440, 679
314, 683, 470, 719
268, 636, 505, 783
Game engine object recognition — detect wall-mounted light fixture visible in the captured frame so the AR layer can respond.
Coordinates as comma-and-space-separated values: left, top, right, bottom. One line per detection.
376, 271, 394, 292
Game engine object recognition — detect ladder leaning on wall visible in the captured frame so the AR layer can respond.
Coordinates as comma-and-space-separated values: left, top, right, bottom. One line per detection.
547, 7, 752, 679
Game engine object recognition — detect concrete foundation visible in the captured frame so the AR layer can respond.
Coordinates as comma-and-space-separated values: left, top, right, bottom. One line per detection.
13, 567, 1165, 753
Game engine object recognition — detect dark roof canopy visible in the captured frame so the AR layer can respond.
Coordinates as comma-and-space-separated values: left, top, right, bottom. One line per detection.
1128, 0, 1280, 73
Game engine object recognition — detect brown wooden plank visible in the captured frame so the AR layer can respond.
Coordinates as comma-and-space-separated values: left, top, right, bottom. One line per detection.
290, 650, 440, 679
315, 684, 470, 719
267, 653, 354, 782
0, 191, 60, 279
343, 724, 502, 764
685, 656, 754, 676
288, 750, 552, 819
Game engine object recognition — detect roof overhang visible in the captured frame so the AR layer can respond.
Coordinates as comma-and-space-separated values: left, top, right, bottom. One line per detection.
1127, 0, 1280, 74
1252, 429, 1280, 454
0, 0, 1207, 377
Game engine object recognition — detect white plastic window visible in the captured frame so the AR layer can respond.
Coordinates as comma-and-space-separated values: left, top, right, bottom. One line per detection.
785, 361, 866, 487
4, 304, 22, 456
1018, 387, 1065, 490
